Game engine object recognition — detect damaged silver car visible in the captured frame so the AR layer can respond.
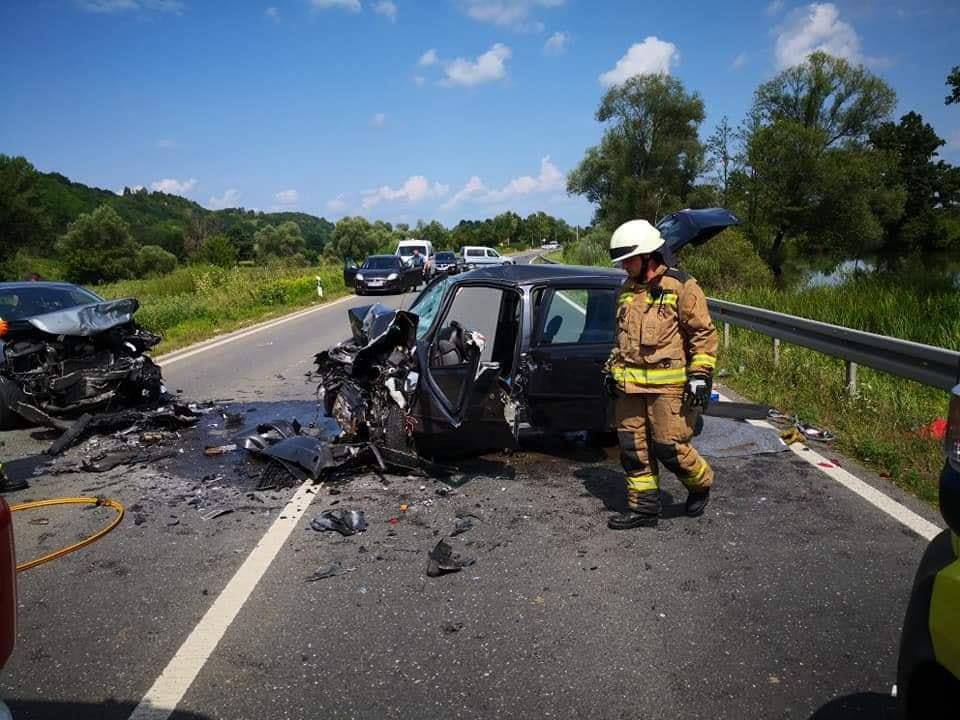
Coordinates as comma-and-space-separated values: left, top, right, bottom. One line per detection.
0, 282, 163, 429
316, 209, 743, 461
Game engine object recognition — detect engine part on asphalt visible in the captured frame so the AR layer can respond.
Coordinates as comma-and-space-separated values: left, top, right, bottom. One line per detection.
43, 403, 201, 456
426, 539, 475, 577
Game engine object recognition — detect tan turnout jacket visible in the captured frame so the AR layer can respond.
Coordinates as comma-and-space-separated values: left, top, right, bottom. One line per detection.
607, 263, 718, 395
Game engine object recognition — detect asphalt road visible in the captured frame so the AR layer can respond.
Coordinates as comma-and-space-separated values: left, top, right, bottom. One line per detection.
0, 251, 944, 720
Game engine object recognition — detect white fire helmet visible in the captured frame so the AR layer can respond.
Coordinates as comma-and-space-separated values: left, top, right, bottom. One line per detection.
608, 219, 665, 265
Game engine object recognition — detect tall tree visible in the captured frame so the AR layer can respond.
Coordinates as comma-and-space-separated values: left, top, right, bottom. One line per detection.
567, 74, 707, 227
705, 116, 737, 205
741, 52, 900, 265
324, 216, 380, 261
871, 112, 960, 250
254, 221, 306, 259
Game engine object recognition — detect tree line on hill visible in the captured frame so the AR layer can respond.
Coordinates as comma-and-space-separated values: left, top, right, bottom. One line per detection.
0, 160, 578, 283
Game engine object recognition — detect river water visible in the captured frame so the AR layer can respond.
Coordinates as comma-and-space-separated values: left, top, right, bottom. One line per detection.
782, 254, 960, 289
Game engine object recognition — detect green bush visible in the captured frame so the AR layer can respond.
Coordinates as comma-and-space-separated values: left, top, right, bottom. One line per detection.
678, 228, 774, 292
193, 234, 237, 268
57, 205, 139, 283
136, 245, 178, 277
561, 226, 611, 267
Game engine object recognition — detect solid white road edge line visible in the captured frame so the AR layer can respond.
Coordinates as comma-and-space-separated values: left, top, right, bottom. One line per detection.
715, 390, 942, 541
156, 294, 356, 367
127, 479, 321, 720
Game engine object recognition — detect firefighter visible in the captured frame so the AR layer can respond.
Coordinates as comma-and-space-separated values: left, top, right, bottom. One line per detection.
603, 219, 718, 529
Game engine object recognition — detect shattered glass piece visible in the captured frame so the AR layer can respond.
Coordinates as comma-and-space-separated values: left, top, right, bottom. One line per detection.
305, 561, 357, 582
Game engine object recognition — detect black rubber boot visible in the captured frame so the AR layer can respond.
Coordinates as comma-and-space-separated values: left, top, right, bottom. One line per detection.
685, 488, 710, 517
608, 510, 658, 530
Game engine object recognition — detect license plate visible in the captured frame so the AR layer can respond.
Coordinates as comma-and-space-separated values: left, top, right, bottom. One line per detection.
369, 279, 384, 286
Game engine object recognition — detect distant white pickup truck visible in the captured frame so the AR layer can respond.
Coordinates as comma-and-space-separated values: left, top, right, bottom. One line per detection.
460, 246, 515, 269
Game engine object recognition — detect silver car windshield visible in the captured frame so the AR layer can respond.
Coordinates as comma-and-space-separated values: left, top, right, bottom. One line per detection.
409, 276, 451, 340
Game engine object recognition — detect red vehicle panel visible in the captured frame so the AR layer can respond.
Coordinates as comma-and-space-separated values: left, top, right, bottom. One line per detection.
0, 497, 16, 669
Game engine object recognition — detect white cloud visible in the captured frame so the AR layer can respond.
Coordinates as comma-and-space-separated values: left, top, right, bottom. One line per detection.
373, 0, 397, 20
76, 0, 184, 12
442, 155, 563, 209
311, 0, 361, 11
775, 3, 862, 69
361, 176, 450, 209
460, 0, 564, 31
208, 189, 240, 210
151, 177, 197, 195
370, 112, 387, 127
326, 194, 349, 213
156, 138, 177, 149
599, 36, 679, 87
265, 6, 279, 20
413, 75, 426, 86
543, 31, 569, 55
731, 52, 748, 70
442, 43, 512, 87
766, 0, 785, 15
275, 189, 299, 205
418, 49, 438, 66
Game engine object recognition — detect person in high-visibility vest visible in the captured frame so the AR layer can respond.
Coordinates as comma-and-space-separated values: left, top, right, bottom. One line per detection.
603, 219, 719, 530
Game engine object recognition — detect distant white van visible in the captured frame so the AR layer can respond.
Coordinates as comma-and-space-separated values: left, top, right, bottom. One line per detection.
460, 246, 515, 269
395, 239, 435, 277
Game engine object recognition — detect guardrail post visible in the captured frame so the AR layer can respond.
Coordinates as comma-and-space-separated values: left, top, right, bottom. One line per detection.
723, 323, 730, 351
845, 361, 858, 397
773, 338, 781, 367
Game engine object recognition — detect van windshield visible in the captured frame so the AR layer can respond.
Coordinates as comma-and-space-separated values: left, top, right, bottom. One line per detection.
409, 276, 451, 340
398, 246, 427, 257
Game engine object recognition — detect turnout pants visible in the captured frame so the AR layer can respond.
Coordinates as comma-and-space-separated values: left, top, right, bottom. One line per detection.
615, 393, 714, 515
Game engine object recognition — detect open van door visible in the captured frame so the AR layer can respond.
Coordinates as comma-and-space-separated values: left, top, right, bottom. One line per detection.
413, 283, 522, 454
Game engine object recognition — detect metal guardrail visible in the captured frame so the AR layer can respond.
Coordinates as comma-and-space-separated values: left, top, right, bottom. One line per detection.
710, 298, 960, 393
534, 252, 960, 393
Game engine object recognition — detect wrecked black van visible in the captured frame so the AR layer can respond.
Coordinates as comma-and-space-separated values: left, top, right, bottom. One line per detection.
315, 208, 741, 459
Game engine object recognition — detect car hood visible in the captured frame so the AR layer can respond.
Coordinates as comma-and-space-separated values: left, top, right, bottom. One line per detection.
358, 268, 401, 278
657, 208, 742, 254
21, 298, 141, 337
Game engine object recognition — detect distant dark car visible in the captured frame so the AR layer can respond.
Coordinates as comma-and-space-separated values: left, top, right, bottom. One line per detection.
354, 255, 420, 295
896, 383, 960, 718
0, 281, 162, 429
434, 252, 460, 275
316, 208, 741, 456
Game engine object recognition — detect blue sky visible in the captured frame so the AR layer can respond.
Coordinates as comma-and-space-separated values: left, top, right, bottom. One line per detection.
1, 0, 958, 226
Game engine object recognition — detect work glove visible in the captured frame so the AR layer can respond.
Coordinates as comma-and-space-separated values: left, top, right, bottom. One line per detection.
602, 371, 618, 398
683, 372, 712, 411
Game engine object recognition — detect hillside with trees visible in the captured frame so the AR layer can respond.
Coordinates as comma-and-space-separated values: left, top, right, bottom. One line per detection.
0, 160, 577, 283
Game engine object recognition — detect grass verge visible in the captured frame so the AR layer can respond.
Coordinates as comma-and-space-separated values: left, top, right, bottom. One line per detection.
96, 262, 349, 354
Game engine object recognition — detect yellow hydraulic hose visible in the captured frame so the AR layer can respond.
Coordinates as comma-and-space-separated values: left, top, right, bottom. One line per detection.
9, 496, 125, 573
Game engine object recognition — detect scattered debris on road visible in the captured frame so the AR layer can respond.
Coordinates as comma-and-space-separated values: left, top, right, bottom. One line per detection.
426, 538, 475, 578
305, 561, 357, 582
310, 510, 367, 536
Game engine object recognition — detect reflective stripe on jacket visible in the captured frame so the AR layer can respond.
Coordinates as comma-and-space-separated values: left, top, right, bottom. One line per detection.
607, 263, 718, 394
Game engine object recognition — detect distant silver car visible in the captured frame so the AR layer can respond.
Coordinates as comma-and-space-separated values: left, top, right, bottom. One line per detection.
460, 246, 514, 269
